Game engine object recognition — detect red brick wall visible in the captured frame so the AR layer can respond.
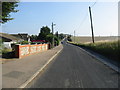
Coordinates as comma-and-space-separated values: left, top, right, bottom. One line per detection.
15, 44, 48, 58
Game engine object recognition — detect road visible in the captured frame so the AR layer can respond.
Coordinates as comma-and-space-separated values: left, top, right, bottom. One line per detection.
26, 40, 119, 88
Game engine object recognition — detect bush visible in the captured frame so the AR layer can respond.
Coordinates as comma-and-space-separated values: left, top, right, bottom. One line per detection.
67, 35, 72, 42
54, 36, 59, 46
2, 47, 12, 54
46, 34, 60, 47
20, 40, 29, 45
46, 34, 53, 44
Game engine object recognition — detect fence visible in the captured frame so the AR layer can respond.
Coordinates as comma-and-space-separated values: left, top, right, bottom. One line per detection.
15, 44, 49, 58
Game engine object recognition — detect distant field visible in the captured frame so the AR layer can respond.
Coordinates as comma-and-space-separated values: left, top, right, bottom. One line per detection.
71, 36, 118, 44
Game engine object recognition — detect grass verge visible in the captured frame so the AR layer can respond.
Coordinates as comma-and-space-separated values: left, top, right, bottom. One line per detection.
69, 41, 119, 62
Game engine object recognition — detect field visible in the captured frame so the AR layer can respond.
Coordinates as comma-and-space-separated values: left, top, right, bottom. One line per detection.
71, 36, 118, 44
70, 36, 119, 62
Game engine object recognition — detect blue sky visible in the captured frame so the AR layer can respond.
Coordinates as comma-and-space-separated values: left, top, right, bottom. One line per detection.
2, 1, 118, 36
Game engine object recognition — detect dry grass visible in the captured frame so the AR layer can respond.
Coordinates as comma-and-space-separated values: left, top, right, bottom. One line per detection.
69, 40, 119, 62
71, 36, 118, 44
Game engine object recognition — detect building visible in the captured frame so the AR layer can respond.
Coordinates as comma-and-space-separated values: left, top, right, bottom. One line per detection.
0, 33, 23, 49
11, 33, 30, 41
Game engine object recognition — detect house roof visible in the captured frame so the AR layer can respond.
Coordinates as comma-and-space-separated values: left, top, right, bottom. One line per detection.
11, 33, 29, 41
0, 32, 23, 41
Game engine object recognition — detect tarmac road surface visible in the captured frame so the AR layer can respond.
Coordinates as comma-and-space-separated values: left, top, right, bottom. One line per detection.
27, 40, 119, 88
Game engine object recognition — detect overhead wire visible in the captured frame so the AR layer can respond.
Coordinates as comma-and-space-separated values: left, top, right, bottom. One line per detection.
91, 1, 97, 8
75, 1, 97, 36
75, 1, 118, 36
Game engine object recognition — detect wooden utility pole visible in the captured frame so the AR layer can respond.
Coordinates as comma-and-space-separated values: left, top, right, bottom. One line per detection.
51, 22, 56, 48
89, 6, 95, 43
52, 22, 54, 48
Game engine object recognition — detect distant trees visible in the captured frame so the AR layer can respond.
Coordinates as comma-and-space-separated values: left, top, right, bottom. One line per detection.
67, 35, 72, 41
59, 33, 65, 40
37, 26, 60, 46
30, 26, 66, 47
1, 2, 19, 23
30, 35, 37, 41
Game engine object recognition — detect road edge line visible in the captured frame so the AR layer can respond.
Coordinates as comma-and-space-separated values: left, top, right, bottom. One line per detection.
19, 47, 63, 88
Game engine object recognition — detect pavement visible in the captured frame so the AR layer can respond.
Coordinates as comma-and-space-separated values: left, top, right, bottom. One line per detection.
26, 41, 119, 88
2, 44, 63, 88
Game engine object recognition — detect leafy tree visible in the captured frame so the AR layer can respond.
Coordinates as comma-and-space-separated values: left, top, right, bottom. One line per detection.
55, 31, 59, 38
38, 26, 51, 40
38, 26, 60, 47
67, 35, 72, 41
30, 35, 37, 41
1, 2, 19, 23
54, 35, 59, 46
59, 33, 65, 40
46, 34, 59, 46
46, 34, 53, 44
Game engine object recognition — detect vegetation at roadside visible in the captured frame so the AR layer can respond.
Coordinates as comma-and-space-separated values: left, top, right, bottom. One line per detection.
1, 1, 19, 23
67, 35, 72, 42
20, 40, 29, 45
38, 26, 60, 46
30, 26, 65, 47
0, 39, 12, 55
71, 36, 118, 44
0, 39, 3, 55
2, 47, 12, 54
69, 40, 119, 62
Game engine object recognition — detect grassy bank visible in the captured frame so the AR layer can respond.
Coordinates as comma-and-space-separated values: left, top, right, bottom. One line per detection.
71, 36, 118, 43
69, 41, 119, 62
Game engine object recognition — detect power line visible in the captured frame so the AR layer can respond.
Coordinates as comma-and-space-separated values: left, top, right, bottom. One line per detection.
80, 13, 88, 27
78, 1, 97, 28
91, 1, 97, 8
112, 2, 118, 7
75, 1, 97, 36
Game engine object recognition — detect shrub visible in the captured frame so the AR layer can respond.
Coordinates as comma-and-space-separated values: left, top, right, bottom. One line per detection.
2, 47, 12, 54
54, 36, 59, 46
20, 40, 29, 45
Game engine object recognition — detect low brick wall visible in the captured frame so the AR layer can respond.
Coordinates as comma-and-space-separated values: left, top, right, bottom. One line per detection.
15, 44, 48, 58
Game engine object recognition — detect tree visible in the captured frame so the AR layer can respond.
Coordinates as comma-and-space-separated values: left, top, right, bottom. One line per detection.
46, 34, 59, 46
38, 26, 51, 41
59, 33, 65, 40
55, 31, 59, 38
46, 34, 53, 44
67, 35, 72, 41
1, 2, 19, 23
38, 26, 60, 47
54, 35, 59, 46
30, 35, 37, 41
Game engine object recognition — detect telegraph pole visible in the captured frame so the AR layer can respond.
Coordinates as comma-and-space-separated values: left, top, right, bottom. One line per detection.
51, 22, 56, 48
89, 6, 95, 43
51, 22, 54, 48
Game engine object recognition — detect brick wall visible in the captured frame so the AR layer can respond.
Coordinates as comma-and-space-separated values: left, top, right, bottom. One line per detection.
15, 44, 48, 58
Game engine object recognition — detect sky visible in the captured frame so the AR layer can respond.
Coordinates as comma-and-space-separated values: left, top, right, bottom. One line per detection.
1, 1, 118, 36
